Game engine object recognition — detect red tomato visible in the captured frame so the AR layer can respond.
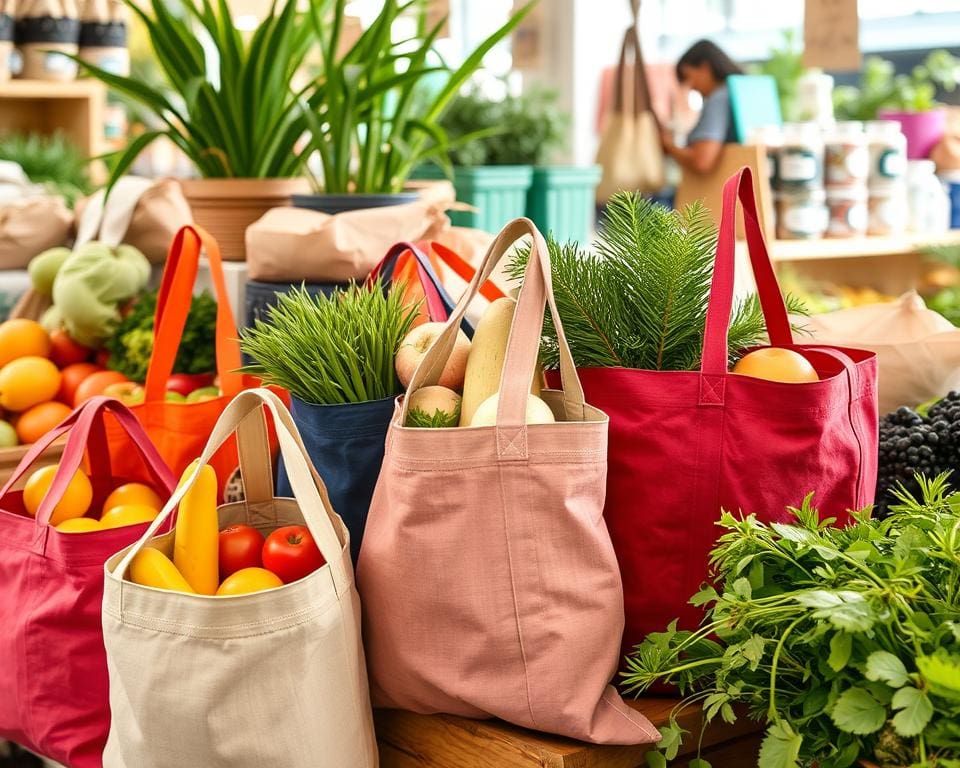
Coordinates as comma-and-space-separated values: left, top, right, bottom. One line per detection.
49, 329, 93, 367
166, 373, 215, 397
262, 525, 326, 584
218, 524, 265, 579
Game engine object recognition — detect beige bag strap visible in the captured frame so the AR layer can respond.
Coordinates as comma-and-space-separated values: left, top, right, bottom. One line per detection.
404, 218, 586, 443
75, 176, 153, 248
113, 388, 351, 597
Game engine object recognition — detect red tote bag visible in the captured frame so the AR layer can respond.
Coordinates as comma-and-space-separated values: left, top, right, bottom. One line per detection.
0, 397, 175, 768
551, 168, 878, 656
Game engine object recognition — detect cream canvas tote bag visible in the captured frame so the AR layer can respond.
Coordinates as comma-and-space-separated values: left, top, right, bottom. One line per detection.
101, 388, 378, 768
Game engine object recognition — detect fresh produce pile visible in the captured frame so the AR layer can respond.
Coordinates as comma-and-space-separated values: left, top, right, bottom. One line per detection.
875, 393, 960, 516
127, 463, 326, 596
623, 476, 960, 768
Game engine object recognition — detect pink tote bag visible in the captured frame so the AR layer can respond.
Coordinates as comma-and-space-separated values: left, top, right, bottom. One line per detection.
357, 218, 659, 746
0, 397, 175, 768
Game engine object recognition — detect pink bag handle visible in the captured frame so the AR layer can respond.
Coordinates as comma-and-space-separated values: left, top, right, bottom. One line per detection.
0, 397, 177, 529
701, 167, 793, 378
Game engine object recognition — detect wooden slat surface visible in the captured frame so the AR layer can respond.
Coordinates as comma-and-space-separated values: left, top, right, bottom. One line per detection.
376, 699, 762, 768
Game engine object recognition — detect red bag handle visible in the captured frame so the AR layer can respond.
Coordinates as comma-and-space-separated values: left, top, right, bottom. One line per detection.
145, 225, 244, 403
0, 397, 177, 528
701, 167, 793, 378
428, 242, 507, 303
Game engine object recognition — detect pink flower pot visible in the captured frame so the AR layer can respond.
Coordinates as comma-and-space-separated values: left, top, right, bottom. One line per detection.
878, 107, 948, 159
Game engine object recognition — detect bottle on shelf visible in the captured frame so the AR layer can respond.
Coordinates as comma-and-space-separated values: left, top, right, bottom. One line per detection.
15, 0, 80, 82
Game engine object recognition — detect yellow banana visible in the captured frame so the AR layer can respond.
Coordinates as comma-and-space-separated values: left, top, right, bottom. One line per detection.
129, 547, 195, 593
173, 461, 220, 595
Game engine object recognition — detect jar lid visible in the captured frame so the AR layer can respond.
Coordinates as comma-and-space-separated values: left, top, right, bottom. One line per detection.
865, 120, 902, 134
907, 159, 937, 176
826, 188, 868, 201
776, 189, 827, 203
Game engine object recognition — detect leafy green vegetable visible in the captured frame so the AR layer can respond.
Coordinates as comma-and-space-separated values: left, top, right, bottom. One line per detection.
507, 193, 809, 371
105, 290, 218, 381
623, 475, 960, 768
406, 406, 460, 428
0, 132, 92, 207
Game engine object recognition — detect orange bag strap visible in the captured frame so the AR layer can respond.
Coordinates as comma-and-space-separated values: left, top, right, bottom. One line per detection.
144, 226, 244, 403
428, 242, 507, 303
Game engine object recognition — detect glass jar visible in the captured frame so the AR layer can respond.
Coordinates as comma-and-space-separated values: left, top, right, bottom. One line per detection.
868, 189, 908, 236
826, 189, 868, 238
746, 124, 782, 190
866, 120, 907, 189
825, 121, 869, 189
777, 123, 824, 192
907, 160, 950, 234
776, 190, 828, 240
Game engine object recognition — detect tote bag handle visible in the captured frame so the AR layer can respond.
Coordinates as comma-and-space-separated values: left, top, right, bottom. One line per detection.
700, 167, 793, 380
367, 242, 455, 321
144, 226, 244, 403
614, 25, 654, 121
113, 389, 350, 597
404, 218, 585, 432
428, 242, 507, 304
0, 397, 177, 531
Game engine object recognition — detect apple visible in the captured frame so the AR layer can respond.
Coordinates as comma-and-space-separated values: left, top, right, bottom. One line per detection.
185, 386, 220, 403
166, 373, 215, 397
165, 391, 187, 403
0, 420, 18, 448
395, 322, 471, 390
103, 381, 145, 406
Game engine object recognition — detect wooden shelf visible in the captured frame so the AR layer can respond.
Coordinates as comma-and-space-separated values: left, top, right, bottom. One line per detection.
766, 231, 960, 263
0, 78, 105, 100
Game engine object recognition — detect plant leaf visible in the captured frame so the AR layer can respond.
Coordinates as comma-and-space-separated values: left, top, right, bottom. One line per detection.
865, 651, 909, 689
828, 633, 853, 673
830, 687, 887, 735
758, 720, 802, 768
890, 686, 933, 737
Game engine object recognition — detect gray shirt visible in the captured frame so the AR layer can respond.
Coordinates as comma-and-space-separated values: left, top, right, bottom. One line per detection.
687, 84, 737, 145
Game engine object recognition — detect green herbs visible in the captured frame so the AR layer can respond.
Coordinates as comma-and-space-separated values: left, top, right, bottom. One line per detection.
0, 133, 92, 206
507, 193, 807, 371
105, 290, 217, 381
623, 475, 960, 768
240, 282, 419, 405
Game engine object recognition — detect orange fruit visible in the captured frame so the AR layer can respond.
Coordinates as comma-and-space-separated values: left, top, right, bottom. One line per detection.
73, 370, 128, 407
0, 319, 51, 368
216, 567, 284, 596
49, 329, 92, 368
23, 464, 93, 526
732, 348, 819, 383
15, 401, 73, 444
99, 504, 159, 530
56, 517, 101, 533
103, 483, 163, 513
0, 357, 62, 412
58, 363, 102, 405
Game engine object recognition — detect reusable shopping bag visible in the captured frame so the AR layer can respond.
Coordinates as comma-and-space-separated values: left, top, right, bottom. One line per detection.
101, 389, 378, 768
557, 168, 878, 656
357, 218, 660, 746
0, 195, 72, 269
801, 290, 960, 413
0, 397, 175, 768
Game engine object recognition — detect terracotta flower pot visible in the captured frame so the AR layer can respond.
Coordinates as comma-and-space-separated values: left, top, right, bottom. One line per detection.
178, 178, 310, 261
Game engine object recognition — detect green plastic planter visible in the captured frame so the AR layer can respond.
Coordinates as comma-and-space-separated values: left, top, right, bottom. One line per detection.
413, 165, 533, 232
526, 165, 602, 245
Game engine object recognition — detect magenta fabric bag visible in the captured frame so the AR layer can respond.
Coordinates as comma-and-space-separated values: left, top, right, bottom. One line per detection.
0, 397, 175, 768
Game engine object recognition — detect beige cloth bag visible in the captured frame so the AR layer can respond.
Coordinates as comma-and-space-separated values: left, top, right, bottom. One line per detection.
102, 388, 378, 768
801, 291, 960, 413
595, 23, 665, 201
245, 193, 453, 282
0, 196, 72, 269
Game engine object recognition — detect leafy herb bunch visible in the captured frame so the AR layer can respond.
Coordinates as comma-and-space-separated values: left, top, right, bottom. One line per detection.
624, 475, 960, 768
507, 193, 807, 371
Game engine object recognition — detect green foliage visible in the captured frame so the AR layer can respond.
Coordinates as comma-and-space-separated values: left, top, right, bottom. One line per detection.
105, 290, 218, 381
439, 85, 569, 167
834, 50, 960, 120
406, 405, 460, 428
922, 245, 960, 327
240, 282, 419, 405
506, 193, 808, 371
623, 474, 960, 768
0, 133, 92, 206
751, 30, 805, 122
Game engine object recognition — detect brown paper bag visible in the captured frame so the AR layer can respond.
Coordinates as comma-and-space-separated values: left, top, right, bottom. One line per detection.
246, 195, 453, 282
595, 25, 665, 201
0, 196, 72, 269
16, 0, 80, 81
801, 291, 960, 413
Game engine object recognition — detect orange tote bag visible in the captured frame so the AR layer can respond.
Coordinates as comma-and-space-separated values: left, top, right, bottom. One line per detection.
106, 226, 246, 499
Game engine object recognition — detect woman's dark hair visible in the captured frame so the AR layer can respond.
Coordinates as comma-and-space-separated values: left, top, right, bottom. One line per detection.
676, 39, 743, 83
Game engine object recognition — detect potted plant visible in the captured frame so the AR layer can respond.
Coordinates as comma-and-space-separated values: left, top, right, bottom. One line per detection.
834, 50, 960, 159
77, 0, 317, 260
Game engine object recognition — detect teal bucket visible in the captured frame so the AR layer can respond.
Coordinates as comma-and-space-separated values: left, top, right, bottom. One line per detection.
413, 165, 533, 233
526, 165, 602, 246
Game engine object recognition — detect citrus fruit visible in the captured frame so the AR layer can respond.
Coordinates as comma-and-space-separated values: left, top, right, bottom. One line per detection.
103, 483, 163, 513
0, 319, 51, 368
99, 504, 159, 530
49, 329, 92, 368
73, 370, 128, 406
215, 567, 284, 596
732, 348, 819, 383
56, 517, 101, 533
23, 464, 93, 526
16, 401, 72, 444
0, 357, 62, 411
58, 363, 102, 405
